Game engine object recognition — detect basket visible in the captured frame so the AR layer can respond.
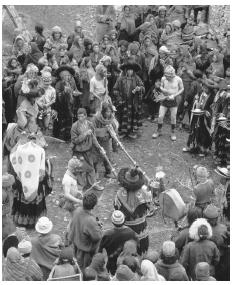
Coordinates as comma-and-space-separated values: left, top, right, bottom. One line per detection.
47, 258, 82, 281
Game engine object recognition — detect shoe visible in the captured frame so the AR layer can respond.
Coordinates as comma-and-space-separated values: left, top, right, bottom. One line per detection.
182, 147, 190, 152
104, 172, 115, 179
152, 131, 161, 139
128, 133, 137, 139
152, 118, 157, 123
171, 133, 176, 141
94, 184, 104, 191
119, 133, 127, 139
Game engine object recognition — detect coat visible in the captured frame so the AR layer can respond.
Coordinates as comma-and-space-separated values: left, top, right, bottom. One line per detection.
155, 259, 189, 281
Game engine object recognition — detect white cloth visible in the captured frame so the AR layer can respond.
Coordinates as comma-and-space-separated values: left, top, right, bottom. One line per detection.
62, 171, 82, 198
10, 141, 45, 201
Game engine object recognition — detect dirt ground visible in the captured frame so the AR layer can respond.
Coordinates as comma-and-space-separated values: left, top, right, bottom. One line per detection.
14, 117, 219, 251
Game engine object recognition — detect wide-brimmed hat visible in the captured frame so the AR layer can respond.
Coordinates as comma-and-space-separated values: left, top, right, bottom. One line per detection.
55, 65, 75, 77
215, 166, 230, 179
111, 210, 125, 225
120, 59, 141, 72
2, 173, 15, 188
118, 167, 145, 191
35, 216, 53, 234
164, 65, 175, 78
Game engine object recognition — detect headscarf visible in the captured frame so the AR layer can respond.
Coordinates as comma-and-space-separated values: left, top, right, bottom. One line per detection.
141, 260, 165, 281
13, 35, 31, 57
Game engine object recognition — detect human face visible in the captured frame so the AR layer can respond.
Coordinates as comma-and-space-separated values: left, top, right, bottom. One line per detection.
159, 10, 166, 17
109, 48, 115, 57
11, 59, 18, 68
111, 34, 116, 40
120, 45, 127, 52
103, 38, 109, 45
27, 70, 36, 79
75, 26, 82, 33
149, 17, 154, 24
59, 49, 66, 57
17, 39, 24, 48
165, 25, 172, 34
124, 6, 130, 16
78, 113, 86, 123
127, 69, 133, 76
93, 45, 99, 53
104, 108, 112, 119
78, 38, 83, 46
60, 71, 71, 82
145, 38, 151, 47
104, 59, 111, 67
53, 32, 61, 40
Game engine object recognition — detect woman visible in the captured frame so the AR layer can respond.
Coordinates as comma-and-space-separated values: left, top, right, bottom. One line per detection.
181, 218, 220, 280
67, 21, 85, 50
182, 16, 195, 44
92, 102, 118, 178
207, 52, 225, 79
83, 38, 93, 57
31, 23, 46, 52
155, 241, 189, 281
141, 259, 165, 281
159, 22, 173, 47
90, 43, 104, 70
116, 239, 140, 267
113, 58, 145, 139
154, 6, 169, 33
117, 6, 136, 42
89, 252, 111, 281
12, 35, 32, 68
3, 247, 43, 281
31, 217, 63, 280
79, 57, 96, 115
44, 26, 67, 62
69, 36, 84, 64
194, 43, 211, 72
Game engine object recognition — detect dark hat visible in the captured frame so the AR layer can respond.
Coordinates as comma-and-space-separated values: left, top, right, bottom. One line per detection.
55, 65, 75, 77
193, 69, 203, 79
118, 167, 145, 191
83, 38, 93, 47
203, 204, 219, 219
120, 58, 141, 72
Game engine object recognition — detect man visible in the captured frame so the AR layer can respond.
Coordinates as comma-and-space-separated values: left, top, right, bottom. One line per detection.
152, 65, 184, 141
68, 193, 102, 271
71, 108, 104, 191
98, 210, 138, 275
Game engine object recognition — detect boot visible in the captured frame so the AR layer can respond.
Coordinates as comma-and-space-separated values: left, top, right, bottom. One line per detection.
152, 124, 162, 139
171, 124, 176, 141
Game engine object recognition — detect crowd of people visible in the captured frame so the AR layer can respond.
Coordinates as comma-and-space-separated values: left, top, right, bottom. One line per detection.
2, 5, 230, 281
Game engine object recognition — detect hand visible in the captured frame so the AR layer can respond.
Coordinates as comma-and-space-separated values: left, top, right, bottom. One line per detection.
168, 95, 175, 100
135, 86, 141, 92
85, 129, 92, 136
184, 101, 188, 107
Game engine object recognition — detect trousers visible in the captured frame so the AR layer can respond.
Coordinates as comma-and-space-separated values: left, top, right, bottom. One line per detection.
158, 105, 178, 125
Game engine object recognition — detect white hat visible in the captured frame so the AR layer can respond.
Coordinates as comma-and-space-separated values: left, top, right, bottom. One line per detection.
18, 239, 32, 255
75, 21, 82, 27
111, 210, 125, 225
159, 46, 170, 54
35, 216, 53, 234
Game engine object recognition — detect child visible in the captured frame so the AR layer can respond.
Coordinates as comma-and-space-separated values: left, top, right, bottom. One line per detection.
37, 72, 56, 134
4, 57, 22, 84
148, 78, 162, 122
193, 166, 215, 213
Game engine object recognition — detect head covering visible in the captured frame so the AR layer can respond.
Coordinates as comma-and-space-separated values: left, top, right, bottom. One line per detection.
158, 6, 167, 12
128, 42, 139, 54
68, 156, 82, 172
92, 41, 99, 48
141, 260, 163, 281
164, 65, 175, 78
77, 107, 87, 116
100, 55, 112, 64
26, 63, 39, 74
146, 46, 158, 56
115, 265, 136, 281
55, 65, 75, 77
143, 250, 159, 264
215, 166, 230, 179
35, 216, 53, 234
41, 66, 52, 74
111, 210, 125, 225
172, 20, 181, 28
159, 45, 170, 54
6, 247, 22, 263
196, 166, 208, 179
203, 204, 219, 219
2, 173, 15, 188
193, 69, 203, 79
52, 26, 62, 33
189, 218, 212, 241
162, 241, 176, 257
41, 71, 52, 85
75, 20, 81, 27
110, 29, 117, 36
195, 262, 211, 280
118, 167, 145, 191
120, 59, 141, 73
118, 40, 129, 48
18, 239, 32, 255
83, 38, 93, 47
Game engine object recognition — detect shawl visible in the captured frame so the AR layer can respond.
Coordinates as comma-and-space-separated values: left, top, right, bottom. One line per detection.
31, 234, 62, 270
10, 141, 45, 201
13, 36, 31, 58
141, 260, 165, 281
3, 255, 29, 281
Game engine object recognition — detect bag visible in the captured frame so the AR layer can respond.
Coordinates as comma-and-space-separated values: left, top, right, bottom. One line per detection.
159, 189, 186, 221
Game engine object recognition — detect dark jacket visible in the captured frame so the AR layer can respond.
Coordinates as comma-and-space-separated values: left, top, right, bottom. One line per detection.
155, 259, 189, 281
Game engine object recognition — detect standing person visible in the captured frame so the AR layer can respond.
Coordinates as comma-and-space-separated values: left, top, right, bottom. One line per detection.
118, 40, 129, 64
92, 102, 117, 178
68, 193, 103, 271
181, 218, 220, 280
114, 167, 152, 254
113, 58, 145, 139
154, 6, 169, 33
152, 65, 184, 141
67, 21, 85, 50
71, 108, 104, 191
31, 24, 46, 53
98, 210, 138, 275
117, 6, 136, 42
37, 72, 56, 135
79, 57, 96, 115
90, 43, 104, 71
69, 36, 84, 64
